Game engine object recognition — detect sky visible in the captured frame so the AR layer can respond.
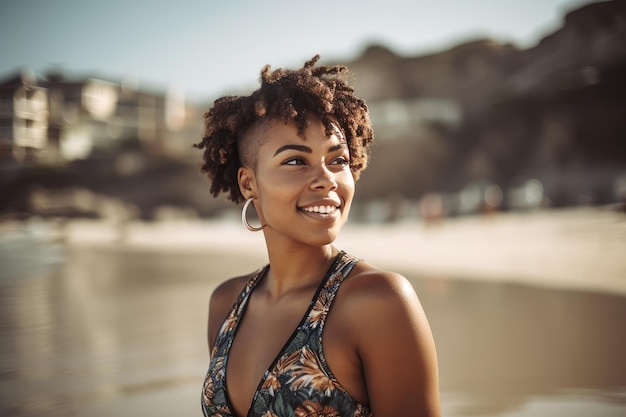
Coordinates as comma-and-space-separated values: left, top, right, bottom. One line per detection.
0, 0, 599, 102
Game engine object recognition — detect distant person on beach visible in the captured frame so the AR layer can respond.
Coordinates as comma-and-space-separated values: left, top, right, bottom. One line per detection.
195, 55, 440, 417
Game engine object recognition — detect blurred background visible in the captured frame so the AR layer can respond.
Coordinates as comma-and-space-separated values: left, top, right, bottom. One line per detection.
1, 0, 625, 416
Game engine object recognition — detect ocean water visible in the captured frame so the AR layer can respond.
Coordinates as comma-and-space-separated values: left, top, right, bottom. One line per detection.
0, 230, 625, 416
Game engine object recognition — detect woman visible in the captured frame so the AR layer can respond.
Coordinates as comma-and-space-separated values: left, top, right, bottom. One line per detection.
196, 55, 441, 417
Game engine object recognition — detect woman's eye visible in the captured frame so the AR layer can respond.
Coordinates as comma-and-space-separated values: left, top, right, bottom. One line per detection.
330, 156, 350, 166
284, 157, 306, 166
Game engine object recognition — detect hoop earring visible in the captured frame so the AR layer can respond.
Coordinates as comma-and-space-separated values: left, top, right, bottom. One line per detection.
242, 197, 264, 232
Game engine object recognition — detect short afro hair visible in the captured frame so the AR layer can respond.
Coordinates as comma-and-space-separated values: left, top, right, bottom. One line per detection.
194, 55, 374, 204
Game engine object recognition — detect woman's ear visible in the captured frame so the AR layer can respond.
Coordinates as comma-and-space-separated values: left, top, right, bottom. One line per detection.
238, 166, 256, 199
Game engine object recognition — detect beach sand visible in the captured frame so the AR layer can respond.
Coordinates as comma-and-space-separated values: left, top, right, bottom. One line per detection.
59, 206, 626, 295
1, 207, 625, 416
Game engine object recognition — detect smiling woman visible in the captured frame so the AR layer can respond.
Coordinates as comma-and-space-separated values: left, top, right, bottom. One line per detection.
238, 117, 354, 247
195, 56, 441, 417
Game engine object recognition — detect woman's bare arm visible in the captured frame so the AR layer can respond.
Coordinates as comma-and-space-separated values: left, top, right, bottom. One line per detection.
351, 270, 441, 416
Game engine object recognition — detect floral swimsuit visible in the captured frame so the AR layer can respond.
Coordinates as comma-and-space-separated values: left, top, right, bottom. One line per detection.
202, 251, 372, 417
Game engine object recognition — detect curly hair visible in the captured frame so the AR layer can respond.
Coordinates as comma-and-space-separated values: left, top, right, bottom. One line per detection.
194, 55, 374, 204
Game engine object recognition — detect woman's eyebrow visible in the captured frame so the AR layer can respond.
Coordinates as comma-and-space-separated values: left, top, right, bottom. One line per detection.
273, 144, 312, 156
328, 143, 347, 153
273, 142, 347, 156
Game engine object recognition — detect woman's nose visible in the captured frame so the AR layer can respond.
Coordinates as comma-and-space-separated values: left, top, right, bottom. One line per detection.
311, 164, 338, 190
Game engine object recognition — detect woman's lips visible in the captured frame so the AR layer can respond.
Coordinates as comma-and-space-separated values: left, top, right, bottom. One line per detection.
299, 204, 341, 219
300, 205, 338, 214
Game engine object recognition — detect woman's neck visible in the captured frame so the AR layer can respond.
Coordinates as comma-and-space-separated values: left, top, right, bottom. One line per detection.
262, 239, 338, 301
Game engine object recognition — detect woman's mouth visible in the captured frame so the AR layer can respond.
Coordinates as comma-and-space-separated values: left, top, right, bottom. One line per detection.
299, 205, 340, 218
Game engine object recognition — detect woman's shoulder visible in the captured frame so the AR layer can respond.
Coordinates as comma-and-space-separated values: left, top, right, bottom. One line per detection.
342, 260, 417, 305
206, 267, 264, 342
210, 268, 263, 307
338, 259, 430, 338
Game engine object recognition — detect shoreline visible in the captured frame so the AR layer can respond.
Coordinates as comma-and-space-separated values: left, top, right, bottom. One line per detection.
3, 206, 625, 296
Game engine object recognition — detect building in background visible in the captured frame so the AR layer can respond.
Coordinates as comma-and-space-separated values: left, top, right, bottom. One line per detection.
0, 70, 49, 164
0, 69, 197, 168
0, 70, 206, 220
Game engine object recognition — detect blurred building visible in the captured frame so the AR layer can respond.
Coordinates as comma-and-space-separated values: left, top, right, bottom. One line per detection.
0, 70, 49, 164
0, 69, 197, 167
0, 70, 210, 220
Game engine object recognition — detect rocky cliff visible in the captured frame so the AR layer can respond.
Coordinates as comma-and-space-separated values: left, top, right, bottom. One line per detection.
341, 0, 626, 209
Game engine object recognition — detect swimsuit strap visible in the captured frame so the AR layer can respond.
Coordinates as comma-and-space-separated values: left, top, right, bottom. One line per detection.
320, 251, 359, 298
306, 252, 360, 383
210, 265, 268, 358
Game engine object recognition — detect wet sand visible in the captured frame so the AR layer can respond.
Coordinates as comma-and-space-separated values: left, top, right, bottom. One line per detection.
0, 247, 263, 417
1, 208, 625, 416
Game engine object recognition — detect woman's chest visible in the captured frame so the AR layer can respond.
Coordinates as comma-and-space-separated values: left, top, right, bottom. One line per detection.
225, 297, 313, 415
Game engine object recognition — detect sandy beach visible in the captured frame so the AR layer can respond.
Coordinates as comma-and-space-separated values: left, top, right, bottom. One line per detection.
58, 206, 626, 295
1, 206, 625, 417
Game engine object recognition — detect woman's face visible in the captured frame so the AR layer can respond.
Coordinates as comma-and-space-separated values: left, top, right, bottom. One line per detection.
242, 117, 355, 247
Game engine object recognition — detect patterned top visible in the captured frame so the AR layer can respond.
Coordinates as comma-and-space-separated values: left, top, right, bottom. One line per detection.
202, 251, 372, 417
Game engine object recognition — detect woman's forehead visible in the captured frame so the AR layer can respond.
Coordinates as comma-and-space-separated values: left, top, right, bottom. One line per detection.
261, 118, 344, 147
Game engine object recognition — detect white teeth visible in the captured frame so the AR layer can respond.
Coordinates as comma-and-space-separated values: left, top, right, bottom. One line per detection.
302, 205, 337, 214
